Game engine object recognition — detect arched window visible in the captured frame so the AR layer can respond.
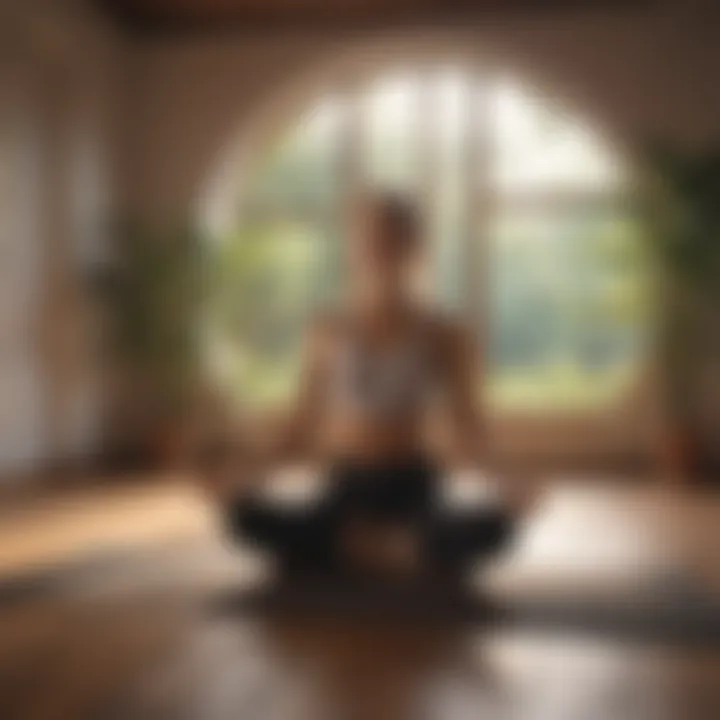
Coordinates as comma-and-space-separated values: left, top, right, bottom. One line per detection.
207, 69, 647, 413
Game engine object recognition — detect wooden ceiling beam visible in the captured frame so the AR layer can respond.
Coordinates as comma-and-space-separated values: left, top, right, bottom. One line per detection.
96, 0, 649, 38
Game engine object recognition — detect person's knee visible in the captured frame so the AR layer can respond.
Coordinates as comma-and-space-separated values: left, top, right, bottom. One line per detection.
483, 510, 514, 553
434, 508, 515, 559
225, 501, 270, 543
225, 500, 332, 553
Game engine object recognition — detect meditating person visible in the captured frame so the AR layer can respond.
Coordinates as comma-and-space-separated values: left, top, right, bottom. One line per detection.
210, 192, 514, 579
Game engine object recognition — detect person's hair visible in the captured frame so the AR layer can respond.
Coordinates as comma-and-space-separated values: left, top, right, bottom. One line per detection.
367, 192, 422, 252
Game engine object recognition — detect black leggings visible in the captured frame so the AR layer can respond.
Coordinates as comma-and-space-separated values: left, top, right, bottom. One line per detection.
227, 458, 512, 574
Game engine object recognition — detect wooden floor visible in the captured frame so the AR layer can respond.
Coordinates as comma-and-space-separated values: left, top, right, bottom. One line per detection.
1, 477, 720, 720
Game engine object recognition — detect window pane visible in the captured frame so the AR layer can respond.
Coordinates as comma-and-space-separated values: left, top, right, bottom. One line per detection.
486, 205, 648, 410
244, 98, 343, 211
492, 82, 624, 193
429, 70, 470, 311
208, 218, 331, 409
364, 74, 421, 191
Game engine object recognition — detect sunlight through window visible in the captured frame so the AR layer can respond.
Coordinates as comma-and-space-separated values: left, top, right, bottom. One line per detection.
207, 69, 646, 413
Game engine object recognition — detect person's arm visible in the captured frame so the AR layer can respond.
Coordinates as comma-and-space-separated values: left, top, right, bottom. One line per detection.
442, 323, 486, 468
268, 318, 328, 463
200, 319, 328, 501
443, 322, 532, 513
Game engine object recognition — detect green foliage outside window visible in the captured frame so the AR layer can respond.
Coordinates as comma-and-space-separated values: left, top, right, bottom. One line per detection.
206, 73, 647, 413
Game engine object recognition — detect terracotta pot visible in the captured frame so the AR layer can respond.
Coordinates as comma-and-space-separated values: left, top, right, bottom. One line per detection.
153, 423, 191, 470
664, 427, 696, 479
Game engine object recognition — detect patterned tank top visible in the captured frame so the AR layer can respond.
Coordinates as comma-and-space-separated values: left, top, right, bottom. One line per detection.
329, 317, 440, 420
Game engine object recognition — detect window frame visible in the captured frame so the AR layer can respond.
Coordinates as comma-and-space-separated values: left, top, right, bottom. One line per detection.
215, 68, 647, 423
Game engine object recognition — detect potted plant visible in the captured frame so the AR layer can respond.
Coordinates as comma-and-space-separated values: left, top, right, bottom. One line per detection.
96, 220, 206, 469
644, 147, 720, 478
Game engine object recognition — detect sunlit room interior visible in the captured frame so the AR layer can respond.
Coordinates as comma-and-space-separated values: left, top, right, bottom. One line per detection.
1, 0, 720, 718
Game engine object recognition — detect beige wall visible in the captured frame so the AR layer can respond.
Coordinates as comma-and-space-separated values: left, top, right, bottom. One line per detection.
126, 5, 720, 222
120, 5, 719, 464
2, 2, 719, 474
0, 0, 125, 476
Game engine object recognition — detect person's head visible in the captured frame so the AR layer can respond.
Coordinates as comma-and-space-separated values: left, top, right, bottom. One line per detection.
349, 192, 423, 310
